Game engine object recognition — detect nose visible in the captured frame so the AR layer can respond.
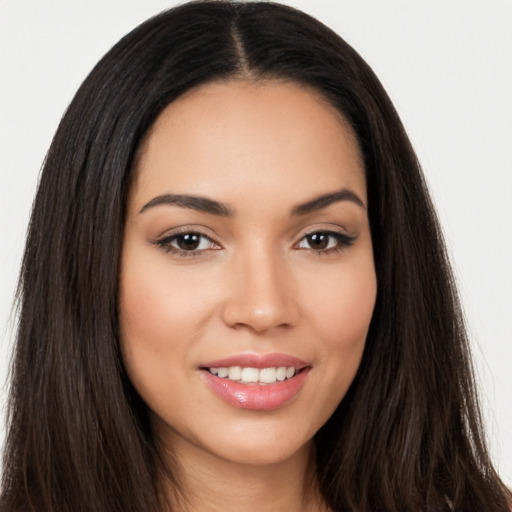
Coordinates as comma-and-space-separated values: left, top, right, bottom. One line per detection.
221, 246, 299, 333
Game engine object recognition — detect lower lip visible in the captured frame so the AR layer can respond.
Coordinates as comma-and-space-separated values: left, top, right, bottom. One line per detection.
200, 368, 310, 411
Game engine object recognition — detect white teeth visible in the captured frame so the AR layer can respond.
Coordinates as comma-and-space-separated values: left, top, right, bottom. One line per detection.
285, 366, 295, 379
217, 367, 228, 378
259, 367, 277, 383
241, 367, 259, 383
228, 366, 242, 380
276, 367, 287, 381
208, 365, 298, 384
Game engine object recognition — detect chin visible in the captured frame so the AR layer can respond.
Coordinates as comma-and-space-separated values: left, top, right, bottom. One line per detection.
199, 419, 316, 467
209, 437, 313, 468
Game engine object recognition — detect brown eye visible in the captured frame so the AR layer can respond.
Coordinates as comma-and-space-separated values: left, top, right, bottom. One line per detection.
154, 231, 220, 255
305, 232, 330, 250
297, 231, 355, 253
174, 233, 202, 251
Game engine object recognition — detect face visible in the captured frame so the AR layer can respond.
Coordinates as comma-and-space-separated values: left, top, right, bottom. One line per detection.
119, 81, 377, 468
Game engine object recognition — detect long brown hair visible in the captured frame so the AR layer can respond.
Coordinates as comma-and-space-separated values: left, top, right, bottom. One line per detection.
2, 2, 510, 511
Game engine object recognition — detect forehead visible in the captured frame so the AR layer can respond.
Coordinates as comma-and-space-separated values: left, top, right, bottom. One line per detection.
131, 80, 366, 210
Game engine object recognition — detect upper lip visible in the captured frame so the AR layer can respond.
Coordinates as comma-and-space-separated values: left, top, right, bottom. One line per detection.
200, 353, 311, 370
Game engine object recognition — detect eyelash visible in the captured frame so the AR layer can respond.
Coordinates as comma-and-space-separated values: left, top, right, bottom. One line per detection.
152, 229, 221, 258
153, 229, 355, 258
296, 231, 355, 255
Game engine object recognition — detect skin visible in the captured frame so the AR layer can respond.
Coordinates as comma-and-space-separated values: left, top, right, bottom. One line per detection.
119, 80, 377, 512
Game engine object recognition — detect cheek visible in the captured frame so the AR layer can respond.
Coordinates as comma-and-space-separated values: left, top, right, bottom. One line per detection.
306, 254, 376, 348
117, 255, 219, 399
119, 255, 217, 346
301, 253, 376, 396
321, 275, 376, 347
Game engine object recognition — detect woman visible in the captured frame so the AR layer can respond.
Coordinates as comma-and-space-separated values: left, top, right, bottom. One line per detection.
1, 1, 510, 511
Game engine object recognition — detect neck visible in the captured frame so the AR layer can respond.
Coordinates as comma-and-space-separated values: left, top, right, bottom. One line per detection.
160, 438, 328, 512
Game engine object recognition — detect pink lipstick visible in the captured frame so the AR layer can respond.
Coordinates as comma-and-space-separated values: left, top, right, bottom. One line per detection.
199, 353, 311, 411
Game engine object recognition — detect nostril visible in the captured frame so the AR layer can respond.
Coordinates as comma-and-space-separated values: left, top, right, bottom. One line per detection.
221, 262, 299, 332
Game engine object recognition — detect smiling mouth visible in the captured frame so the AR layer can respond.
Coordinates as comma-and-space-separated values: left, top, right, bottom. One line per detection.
204, 366, 303, 385
199, 360, 311, 410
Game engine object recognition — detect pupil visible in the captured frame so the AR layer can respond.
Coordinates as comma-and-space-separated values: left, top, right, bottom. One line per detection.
177, 233, 200, 250
308, 232, 328, 250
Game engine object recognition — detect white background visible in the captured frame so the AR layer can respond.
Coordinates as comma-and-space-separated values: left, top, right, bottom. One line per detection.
1, 0, 511, 485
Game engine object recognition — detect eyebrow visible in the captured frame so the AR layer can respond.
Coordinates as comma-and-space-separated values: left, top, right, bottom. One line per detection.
139, 187, 365, 217
140, 194, 234, 216
291, 188, 365, 215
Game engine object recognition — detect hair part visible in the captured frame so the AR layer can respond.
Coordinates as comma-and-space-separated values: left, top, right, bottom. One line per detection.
2, 2, 510, 511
